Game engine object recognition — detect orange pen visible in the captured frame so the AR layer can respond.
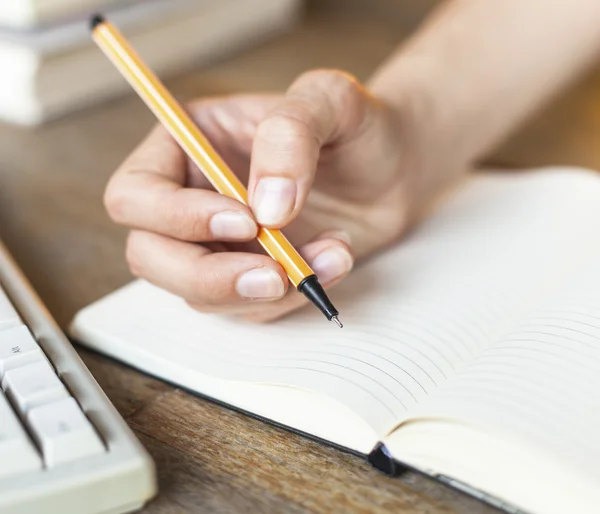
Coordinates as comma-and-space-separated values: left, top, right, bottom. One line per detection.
91, 15, 342, 327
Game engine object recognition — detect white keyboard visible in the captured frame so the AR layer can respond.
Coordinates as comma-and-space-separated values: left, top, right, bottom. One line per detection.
0, 240, 156, 514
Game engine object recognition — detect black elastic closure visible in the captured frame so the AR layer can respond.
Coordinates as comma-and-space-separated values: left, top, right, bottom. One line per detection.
368, 443, 408, 476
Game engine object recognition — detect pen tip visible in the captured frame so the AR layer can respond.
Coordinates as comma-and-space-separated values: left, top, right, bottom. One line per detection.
331, 316, 343, 328
90, 13, 105, 30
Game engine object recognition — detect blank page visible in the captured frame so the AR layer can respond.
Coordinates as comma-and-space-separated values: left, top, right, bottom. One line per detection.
394, 257, 600, 496
70, 167, 600, 438
384, 169, 600, 513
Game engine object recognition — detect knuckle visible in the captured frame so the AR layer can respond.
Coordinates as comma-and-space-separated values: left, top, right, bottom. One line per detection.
326, 70, 365, 118
298, 69, 362, 101
261, 109, 314, 139
125, 232, 144, 277
103, 177, 129, 223
189, 259, 217, 306
168, 196, 210, 241
329, 69, 361, 93
293, 69, 366, 139
257, 109, 319, 149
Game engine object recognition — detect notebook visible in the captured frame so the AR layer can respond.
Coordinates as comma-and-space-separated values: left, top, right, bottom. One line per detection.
0, 0, 302, 124
69, 167, 600, 514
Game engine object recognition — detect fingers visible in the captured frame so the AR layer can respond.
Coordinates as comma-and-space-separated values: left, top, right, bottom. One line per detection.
192, 231, 354, 322
300, 231, 354, 287
248, 70, 368, 228
126, 231, 288, 307
243, 234, 354, 322
105, 126, 257, 243
125, 228, 353, 320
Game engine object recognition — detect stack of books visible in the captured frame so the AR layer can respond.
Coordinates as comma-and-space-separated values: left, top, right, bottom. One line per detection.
0, 0, 303, 125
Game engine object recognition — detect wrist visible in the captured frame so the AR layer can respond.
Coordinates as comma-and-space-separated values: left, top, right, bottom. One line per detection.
368, 60, 466, 213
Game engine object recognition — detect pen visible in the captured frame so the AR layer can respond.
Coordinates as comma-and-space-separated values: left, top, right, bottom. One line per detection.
90, 15, 343, 327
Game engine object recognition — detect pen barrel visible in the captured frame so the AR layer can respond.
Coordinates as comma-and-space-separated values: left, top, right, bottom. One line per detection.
256, 228, 314, 287
92, 22, 248, 204
92, 20, 314, 288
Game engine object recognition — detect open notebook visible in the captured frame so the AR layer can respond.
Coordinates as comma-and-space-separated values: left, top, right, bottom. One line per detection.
70, 168, 600, 514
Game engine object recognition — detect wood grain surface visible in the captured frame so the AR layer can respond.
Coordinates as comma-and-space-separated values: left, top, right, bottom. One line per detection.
0, 2, 598, 512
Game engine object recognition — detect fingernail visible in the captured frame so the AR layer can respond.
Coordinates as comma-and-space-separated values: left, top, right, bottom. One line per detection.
236, 267, 285, 299
252, 177, 296, 226
311, 247, 353, 284
210, 211, 257, 240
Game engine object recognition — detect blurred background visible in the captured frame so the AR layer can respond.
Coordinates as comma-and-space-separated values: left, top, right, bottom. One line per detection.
0, 0, 598, 325
0, 0, 597, 163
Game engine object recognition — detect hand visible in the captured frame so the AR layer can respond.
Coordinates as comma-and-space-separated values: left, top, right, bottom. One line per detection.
104, 70, 429, 322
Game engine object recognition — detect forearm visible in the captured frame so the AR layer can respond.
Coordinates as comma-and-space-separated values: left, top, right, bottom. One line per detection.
369, 0, 600, 188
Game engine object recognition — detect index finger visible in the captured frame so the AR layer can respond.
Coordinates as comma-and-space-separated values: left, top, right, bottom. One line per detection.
104, 125, 258, 242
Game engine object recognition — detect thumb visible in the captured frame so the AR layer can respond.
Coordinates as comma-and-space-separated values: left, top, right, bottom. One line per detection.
248, 69, 368, 228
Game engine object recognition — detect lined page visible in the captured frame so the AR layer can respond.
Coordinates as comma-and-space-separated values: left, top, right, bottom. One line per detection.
71, 168, 600, 437
401, 246, 600, 490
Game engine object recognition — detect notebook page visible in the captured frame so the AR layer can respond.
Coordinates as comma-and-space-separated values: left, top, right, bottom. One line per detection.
387, 224, 600, 509
71, 168, 600, 437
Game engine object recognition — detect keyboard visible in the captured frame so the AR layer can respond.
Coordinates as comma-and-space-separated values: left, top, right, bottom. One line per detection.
0, 240, 156, 514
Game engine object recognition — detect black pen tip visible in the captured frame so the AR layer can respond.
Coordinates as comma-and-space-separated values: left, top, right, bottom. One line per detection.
90, 14, 105, 30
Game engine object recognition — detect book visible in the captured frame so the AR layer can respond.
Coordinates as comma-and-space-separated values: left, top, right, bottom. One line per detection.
69, 167, 600, 514
0, 0, 302, 125
0, 0, 124, 28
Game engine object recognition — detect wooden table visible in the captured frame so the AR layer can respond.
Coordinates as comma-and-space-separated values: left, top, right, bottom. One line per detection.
1, 3, 599, 513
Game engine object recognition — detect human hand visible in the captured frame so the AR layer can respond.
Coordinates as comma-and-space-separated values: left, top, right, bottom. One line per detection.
104, 70, 431, 322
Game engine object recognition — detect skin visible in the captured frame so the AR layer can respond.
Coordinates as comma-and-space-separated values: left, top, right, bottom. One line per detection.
104, 0, 600, 322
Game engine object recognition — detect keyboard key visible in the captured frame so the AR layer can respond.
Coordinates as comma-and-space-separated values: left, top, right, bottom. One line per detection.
0, 393, 42, 478
2, 360, 69, 415
0, 287, 21, 331
27, 397, 105, 468
0, 325, 46, 379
